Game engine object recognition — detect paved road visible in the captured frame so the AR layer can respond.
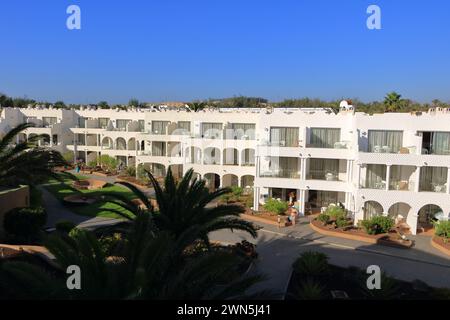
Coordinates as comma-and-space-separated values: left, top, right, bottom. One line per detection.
210, 218, 450, 299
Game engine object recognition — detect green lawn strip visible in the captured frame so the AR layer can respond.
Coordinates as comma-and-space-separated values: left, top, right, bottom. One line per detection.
44, 181, 136, 219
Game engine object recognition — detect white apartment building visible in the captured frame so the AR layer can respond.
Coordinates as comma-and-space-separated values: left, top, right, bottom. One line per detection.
2, 101, 450, 235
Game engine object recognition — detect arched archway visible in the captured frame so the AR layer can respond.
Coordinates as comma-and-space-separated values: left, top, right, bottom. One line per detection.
388, 202, 412, 231
204, 173, 220, 191
116, 137, 127, 150
191, 172, 201, 182
41, 134, 51, 146
185, 147, 202, 164
363, 201, 384, 220
203, 147, 220, 165
168, 142, 182, 157
240, 175, 255, 188
222, 174, 239, 187
142, 162, 166, 178
417, 204, 443, 233
223, 148, 239, 166
27, 133, 38, 146
102, 137, 113, 149
168, 164, 183, 180
128, 138, 136, 150
17, 133, 27, 143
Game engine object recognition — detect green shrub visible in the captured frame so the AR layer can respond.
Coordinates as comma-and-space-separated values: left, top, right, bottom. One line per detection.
434, 220, 450, 239
324, 206, 346, 220
362, 216, 394, 235
29, 186, 43, 207
3, 207, 47, 243
231, 186, 243, 197
87, 159, 98, 168
292, 251, 330, 278
99, 233, 125, 256
100, 155, 118, 171
263, 198, 288, 215
55, 220, 77, 234
294, 278, 326, 300
317, 214, 330, 225
126, 166, 136, 177
335, 218, 349, 228
62, 151, 74, 164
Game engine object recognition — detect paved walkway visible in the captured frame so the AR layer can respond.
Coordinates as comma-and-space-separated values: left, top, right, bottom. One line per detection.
210, 217, 450, 299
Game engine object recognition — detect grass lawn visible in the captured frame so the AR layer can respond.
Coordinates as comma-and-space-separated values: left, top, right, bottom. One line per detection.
44, 175, 137, 219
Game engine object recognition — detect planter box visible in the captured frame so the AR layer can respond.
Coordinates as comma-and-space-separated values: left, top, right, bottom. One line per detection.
431, 236, 450, 256
310, 220, 414, 248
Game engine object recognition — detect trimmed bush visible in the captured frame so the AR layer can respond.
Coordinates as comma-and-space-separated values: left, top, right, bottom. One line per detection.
231, 186, 244, 197
292, 251, 330, 278
324, 206, 346, 220
317, 214, 330, 225
361, 216, 394, 235
3, 207, 47, 243
335, 217, 349, 228
263, 198, 288, 215
294, 278, 326, 300
126, 166, 136, 177
434, 220, 450, 239
55, 220, 77, 234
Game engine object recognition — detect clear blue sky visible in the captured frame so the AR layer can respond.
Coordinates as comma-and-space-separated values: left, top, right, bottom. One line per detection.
1, 0, 449, 104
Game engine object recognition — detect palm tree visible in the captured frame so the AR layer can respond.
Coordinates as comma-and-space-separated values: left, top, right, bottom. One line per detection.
0, 123, 71, 187
383, 92, 402, 112
0, 213, 266, 299
101, 168, 258, 245
187, 101, 207, 112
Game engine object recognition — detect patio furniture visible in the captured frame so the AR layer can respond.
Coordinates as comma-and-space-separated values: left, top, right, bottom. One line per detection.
381, 145, 392, 153
373, 145, 382, 153
325, 172, 337, 181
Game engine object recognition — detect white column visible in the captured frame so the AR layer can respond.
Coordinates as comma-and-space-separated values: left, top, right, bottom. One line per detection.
299, 189, 306, 216
358, 165, 362, 188
253, 187, 260, 211
386, 165, 391, 191
447, 168, 450, 194
415, 166, 421, 192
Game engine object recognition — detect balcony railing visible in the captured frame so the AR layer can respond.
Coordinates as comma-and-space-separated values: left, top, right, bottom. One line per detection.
306, 171, 342, 181
419, 182, 447, 193
260, 169, 300, 179
306, 141, 349, 149
361, 181, 386, 190
389, 180, 414, 191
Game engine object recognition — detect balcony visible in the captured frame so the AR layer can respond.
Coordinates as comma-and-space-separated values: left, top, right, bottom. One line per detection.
419, 166, 448, 193
260, 169, 300, 179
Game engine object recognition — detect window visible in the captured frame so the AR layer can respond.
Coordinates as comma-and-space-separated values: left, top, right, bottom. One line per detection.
201, 123, 222, 138
138, 120, 145, 132
309, 128, 341, 148
270, 127, 299, 147
152, 121, 169, 135
78, 117, 86, 128
99, 118, 109, 128
421, 131, 450, 155
368, 130, 403, 153
419, 167, 448, 192
152, 142, 166, 156
177, 121, 191, 132
116, 119, 131, 130
42, 117, 57, 127
365, 164, 387, 189
230, 123, 255, 139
